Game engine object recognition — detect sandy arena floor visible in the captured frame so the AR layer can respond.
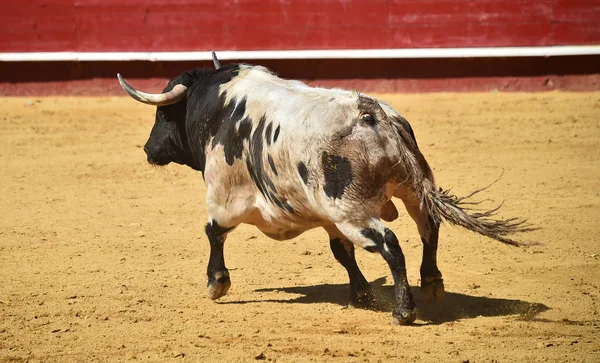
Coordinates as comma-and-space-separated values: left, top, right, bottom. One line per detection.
1, 92, 599, 362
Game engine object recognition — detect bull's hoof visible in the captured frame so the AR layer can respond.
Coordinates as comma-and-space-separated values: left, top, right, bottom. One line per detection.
207, 271, 231, 300
349, 289, 376, 309
421, 278, 445, 304
392, 308, 417, 326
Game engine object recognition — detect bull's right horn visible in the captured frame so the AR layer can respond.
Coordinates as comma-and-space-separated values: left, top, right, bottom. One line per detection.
212, 50, 221, 69
117, 73, 187, 106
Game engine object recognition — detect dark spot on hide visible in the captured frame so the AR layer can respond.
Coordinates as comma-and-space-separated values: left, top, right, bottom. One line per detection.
297, 161, 309, 185
264, 174, 278, 195
361, 228, 403, 258
356, 157, 393, 200
269, 192, 284, 210
282, 200, 295, 214
246, 155, 284, 214
321, 151, 352, 200
273, 125, 280, 143
360, 228, 385, 253
245, 116, 291, 214
246, 116, 268, 196
361, 228, 384, 246
265, 123, 273, 146
238, 121, 252, 140
246, 158, 267, 198
268, 154, 278, 175
211, 97, 251, 165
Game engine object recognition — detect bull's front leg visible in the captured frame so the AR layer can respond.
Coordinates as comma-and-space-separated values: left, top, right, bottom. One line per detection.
205, 220, 234, 300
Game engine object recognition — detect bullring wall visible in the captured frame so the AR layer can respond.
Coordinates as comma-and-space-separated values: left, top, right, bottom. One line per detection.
1, 0, 599, 93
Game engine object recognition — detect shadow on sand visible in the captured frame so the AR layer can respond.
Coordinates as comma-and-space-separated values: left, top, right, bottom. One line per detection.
219, 277, 549, 324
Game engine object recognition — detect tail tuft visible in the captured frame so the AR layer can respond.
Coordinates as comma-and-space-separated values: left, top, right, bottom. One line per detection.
422, 181, 538, 247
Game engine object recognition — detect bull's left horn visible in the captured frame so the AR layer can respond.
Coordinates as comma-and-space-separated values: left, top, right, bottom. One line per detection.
212, 50, 221, 69
117, 73, 187, 106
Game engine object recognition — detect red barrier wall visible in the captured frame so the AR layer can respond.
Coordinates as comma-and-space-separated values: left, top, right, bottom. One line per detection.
2, 0, 599, 52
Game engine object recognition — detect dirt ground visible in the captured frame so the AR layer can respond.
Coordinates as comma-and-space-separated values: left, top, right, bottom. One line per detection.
1, 92, 599, 362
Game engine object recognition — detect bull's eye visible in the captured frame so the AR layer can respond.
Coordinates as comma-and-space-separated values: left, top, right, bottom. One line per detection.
360, 113, 377, 125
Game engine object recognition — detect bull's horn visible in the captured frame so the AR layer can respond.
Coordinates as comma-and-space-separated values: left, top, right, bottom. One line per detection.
212, 50, 221, 69
116, 73, 187, 106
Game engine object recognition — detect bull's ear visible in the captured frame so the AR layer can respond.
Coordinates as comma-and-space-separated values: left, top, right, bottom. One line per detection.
117, 73, 188, 106
212, 51, 221, 70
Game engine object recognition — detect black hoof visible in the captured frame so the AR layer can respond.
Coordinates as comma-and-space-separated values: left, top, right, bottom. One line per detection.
421, 278, 445, 304
392, 308, 417, 326
349, 289, 376, 309
207, 271, 231, 300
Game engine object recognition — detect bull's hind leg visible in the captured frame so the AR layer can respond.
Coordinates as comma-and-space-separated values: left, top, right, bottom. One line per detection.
324, 226, 374, 308
401, 196, 444, 304
336, 220, 417, 325
205, 219, 234, 300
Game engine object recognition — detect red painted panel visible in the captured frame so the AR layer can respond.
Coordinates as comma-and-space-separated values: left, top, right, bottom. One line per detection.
2, 0, 73, 6
73, 0, 220, 5
298, 26, 390, 50
552, 22, 600, 45
144, 4, 237, 50
74, 5, 150, 51
146, 4, 235, 28
471, 0, 553, 23
227, 25, 390, 50
0, 3, 75, 52
0, 0, 599, 52
553, 0, 600, 22
235, 0, 388, 28
390, 22, 552, 48
0, 7, 37, 35
74, 3, 237, 51
389, 0, 552, 24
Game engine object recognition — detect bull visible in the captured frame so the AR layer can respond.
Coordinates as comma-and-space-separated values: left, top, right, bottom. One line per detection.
117, 54, 533, 325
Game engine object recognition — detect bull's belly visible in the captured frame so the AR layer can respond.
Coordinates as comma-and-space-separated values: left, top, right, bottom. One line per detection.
242, 202, 326, 241
252, 215, 327, 241
259, 227, 311, 241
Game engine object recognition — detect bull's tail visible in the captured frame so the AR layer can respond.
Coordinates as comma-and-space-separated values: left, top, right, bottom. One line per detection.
420, 179, 537, 247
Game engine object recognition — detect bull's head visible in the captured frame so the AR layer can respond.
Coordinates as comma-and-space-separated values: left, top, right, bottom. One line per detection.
117, 52, 223, 169
117, 74, 189, 166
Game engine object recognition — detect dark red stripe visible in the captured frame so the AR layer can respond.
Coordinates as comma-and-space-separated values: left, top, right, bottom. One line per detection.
1, 56, 598, 95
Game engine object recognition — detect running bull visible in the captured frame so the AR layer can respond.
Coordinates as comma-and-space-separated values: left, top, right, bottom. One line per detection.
117, 56, 533, 325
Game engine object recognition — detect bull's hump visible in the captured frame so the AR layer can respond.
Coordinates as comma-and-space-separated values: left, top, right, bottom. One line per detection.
221, 65, 355, 108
